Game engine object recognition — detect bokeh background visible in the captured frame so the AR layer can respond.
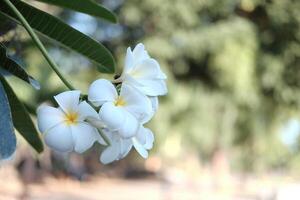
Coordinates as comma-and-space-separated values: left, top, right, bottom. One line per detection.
1, 0, 300, 199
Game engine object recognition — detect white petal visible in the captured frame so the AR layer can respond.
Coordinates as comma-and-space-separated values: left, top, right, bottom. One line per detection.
97, 130, 108, 146
135, 79, 167, 96
101, 128, 114, 141
99, 102, 126, 131
54, 90, 81, 113
71, 123, 100, 153
93, 126, 109, 146
44, 123, 73, 152
104, 129, 133, 158
120, 138, 133, 158
136, 127, 154, 150
120, 84, 152, 122
99, 130, 133, 163
122, 74, 144, 87
88, 79, 117, 107
124, 47, 134, 72
118, 111, 140, 138
144, 128, 154, 150
150, 97, 159, 113
100, 128, 114, 144
132, 137, 148, 158
86, 117, 106, 132
132, 43, 150, 62
141, 97, 159, 124
159, 71, 167, 79
100, 141, 120, 164
130, 59, 166, 79
78, 101, 98, 121
136, 127, 147, 145
37, 105, 65, 133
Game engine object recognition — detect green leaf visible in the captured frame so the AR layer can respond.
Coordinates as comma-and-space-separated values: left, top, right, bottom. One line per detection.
0, 15, 16, 36
33, 0, 117, 23
0, 78, 16, 159
0, 75, 44, 153
0, 1, 115, 73
0, 43, 40, 89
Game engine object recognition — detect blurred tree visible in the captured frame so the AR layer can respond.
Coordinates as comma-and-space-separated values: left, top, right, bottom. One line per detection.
114, 0, 300, 171
2, 0, 300, 172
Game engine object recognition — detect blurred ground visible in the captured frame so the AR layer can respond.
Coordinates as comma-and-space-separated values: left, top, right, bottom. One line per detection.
1, 160, 300, 200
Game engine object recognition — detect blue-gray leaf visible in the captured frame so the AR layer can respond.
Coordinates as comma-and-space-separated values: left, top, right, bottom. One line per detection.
0, 80, 16, 159
0, 76, 43, 153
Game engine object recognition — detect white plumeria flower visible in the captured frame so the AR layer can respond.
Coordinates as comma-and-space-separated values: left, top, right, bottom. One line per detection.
143, 96, 159, 123
132, 126, 154, 157
118, 43, 167, 96
99, 129, 132, 164
37, 91, 105, 153
100, 126, 154, 164
88, 79, 152, 138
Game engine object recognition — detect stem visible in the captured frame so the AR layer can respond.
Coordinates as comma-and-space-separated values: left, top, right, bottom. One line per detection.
3, 0, 75, 90
98, 129, 111, 146
111, 78, 122, 84
85, 117, 111, 146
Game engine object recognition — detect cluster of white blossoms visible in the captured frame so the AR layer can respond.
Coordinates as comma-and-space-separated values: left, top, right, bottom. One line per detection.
37, 44, 167, 164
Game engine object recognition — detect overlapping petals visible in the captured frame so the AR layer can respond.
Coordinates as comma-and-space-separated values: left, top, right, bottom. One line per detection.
37, 91, 104, 153
120, 43, 167, 96
100, 126, 154, 164
88, 79, 152, 138
37, 43, 166, 165
99, 129, 132, 164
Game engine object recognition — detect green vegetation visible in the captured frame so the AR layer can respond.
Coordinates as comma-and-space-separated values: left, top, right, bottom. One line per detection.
0, 0, 116, 158
1, 0, 300, 171
118, 0, 300, 171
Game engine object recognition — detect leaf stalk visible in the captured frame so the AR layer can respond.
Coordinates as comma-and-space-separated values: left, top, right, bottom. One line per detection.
3, 0, 76, 90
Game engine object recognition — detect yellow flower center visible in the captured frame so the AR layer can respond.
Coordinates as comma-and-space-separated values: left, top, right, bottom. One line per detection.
65, 112, 79, 125
114, 97, 126, 107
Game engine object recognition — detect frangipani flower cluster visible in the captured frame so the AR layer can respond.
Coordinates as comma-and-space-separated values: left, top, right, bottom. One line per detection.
37, 44, 167, 164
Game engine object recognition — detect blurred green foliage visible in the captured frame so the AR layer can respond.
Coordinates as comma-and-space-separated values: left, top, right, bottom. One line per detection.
118, 0, 300, 171
2, 0, 300, 172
